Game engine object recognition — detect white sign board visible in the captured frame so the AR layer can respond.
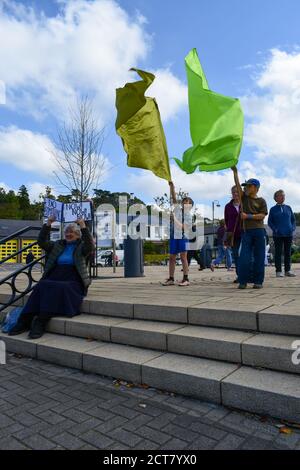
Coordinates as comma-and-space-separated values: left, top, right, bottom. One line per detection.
44, 198, 63, 222
62, 202, 92, 223
96, 210, 115, 246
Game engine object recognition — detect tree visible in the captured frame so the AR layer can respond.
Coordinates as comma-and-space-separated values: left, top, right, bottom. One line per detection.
92, 189, 144, 211
17, 185, 33, 219
52, 96, 107, 202
154, 188, 189, 212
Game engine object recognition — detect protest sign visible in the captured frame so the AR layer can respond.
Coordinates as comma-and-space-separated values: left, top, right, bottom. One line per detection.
44, 198, 63, 222
63, 201, 92, 223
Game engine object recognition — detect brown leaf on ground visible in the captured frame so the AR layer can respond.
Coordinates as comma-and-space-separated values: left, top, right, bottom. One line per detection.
279, 426, 293, 435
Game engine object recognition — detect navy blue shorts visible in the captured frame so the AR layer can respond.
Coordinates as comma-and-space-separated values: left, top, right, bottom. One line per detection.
169, 237, 187, 255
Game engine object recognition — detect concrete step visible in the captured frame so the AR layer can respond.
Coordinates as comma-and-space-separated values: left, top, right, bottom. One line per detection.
1, 331, 300, 423
82, 299, 300, 336
0, 331, 238, 404
222, 366, 300, 423
3, 296, 300, 335
44, 315, 300, 375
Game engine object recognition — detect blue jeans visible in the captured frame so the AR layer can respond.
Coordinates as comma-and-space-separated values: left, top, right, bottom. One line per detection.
238, 229, 266, 285
232, 238, 241, 276
213, 245, 232, 268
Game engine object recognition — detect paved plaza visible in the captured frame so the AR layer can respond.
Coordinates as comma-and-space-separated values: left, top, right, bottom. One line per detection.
1, 264, 300, 310
1, 354, 300, 450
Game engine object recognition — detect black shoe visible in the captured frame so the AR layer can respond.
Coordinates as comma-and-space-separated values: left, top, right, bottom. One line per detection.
8, 316, 31, 336
238, 284, 247, 289
28, 316, 47, 339
253, 284, 263, 289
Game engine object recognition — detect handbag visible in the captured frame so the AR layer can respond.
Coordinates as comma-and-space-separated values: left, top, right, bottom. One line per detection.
1, 306, 24, 333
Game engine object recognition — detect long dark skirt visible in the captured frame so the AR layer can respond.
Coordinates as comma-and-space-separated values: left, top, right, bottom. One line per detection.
22, 265, 84, 321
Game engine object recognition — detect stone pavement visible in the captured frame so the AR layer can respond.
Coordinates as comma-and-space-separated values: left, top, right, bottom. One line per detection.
1, 264, 300, 311
0, 354, 300, 450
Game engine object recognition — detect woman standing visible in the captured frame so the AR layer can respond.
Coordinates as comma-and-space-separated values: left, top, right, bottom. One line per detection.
268, 190, 296, 277
9, 216, 94, 339
224, 186, 242, 282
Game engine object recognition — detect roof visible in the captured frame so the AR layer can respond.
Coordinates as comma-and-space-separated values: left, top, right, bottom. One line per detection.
0, 219, 42, 240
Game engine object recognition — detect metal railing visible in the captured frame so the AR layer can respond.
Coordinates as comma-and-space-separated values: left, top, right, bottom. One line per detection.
0, 225, 96, 314
0, 226, 51, 313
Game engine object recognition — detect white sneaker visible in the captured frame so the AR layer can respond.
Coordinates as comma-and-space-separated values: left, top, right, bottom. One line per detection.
276, 272, 284, 278
285, 271, 296, 277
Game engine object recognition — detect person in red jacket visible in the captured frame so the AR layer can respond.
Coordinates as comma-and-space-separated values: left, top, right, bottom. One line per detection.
224, 185, 242, 282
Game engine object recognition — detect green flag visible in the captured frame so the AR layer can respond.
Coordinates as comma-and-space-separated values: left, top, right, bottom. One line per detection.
174, 48, 244, 173
115, 69, 171, 181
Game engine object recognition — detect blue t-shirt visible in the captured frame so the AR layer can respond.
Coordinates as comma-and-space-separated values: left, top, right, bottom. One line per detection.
57, 242, 77, 265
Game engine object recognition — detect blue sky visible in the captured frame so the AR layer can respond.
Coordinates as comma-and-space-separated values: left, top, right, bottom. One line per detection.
1, 0, 300, 217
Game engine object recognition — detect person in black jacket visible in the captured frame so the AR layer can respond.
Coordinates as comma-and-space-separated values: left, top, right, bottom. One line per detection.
9, 216, 95, 339
25, 251, 34, 265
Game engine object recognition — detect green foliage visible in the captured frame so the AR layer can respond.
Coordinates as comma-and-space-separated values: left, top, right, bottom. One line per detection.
0, 185, 148, 221
291, 252, 300, 263
93, 189, 145, 210
144, 254, 169, 265
295, 213, 300, 225
144, 240, 169, 255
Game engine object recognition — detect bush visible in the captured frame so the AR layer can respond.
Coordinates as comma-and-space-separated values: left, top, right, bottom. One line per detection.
144, 241, 168, 255
291, 252, 300, 263
144, 254, 169, 265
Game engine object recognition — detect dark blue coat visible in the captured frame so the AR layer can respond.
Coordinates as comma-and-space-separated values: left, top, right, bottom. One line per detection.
268, 204, 296, 237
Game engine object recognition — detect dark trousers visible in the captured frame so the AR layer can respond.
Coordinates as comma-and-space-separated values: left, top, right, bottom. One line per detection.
231, 238, 241, 276
238, 229, 266, 286
187, 250, 204, 269
274, 236, 293, 273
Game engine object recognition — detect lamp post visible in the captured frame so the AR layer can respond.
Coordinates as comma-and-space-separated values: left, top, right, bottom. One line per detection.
212, 200, 221, 236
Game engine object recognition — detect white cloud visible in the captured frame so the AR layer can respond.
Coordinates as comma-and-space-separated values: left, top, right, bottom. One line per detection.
27, 182, 55, 202
128, 164, 234, 217
149, 68, 187, 122
238, 48, 300, 211
242, 48, 300, 162
0, 0, 186, 123
0, 126, 57, 174
0, 181, 10, 192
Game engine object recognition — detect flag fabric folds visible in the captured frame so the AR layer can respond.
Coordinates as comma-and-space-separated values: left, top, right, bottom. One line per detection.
174, 48, 244, 173
115, 69, 171, 181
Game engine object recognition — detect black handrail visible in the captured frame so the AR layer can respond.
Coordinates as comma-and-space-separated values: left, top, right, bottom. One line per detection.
0, 256, 45, 313
0, 225, 58, 313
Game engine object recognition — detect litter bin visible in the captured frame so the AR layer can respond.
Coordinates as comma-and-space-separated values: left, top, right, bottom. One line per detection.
201, 243, 212, 268
124, 237, 144, 277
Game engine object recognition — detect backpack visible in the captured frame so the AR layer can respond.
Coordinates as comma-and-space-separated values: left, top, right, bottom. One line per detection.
1, 307, 24, 333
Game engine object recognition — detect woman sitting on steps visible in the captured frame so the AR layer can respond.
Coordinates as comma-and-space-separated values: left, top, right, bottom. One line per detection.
9, 215, 94, 339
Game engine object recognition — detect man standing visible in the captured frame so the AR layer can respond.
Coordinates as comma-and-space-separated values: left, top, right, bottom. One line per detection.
232, 167, 268, 289
268, 190, 296, 278
224, 186, 242, 282
210, 220, 232, 271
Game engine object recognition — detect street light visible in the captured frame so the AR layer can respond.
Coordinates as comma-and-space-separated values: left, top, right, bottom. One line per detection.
212, 200, 221, 236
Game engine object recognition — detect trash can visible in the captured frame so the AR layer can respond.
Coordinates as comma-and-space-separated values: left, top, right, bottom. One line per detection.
124, 237, 144, 277
201, 243, 212, 268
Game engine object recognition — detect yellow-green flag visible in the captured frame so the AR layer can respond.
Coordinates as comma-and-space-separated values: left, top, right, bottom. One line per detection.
115, 69, 171, 181
174, 48, 244, 173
